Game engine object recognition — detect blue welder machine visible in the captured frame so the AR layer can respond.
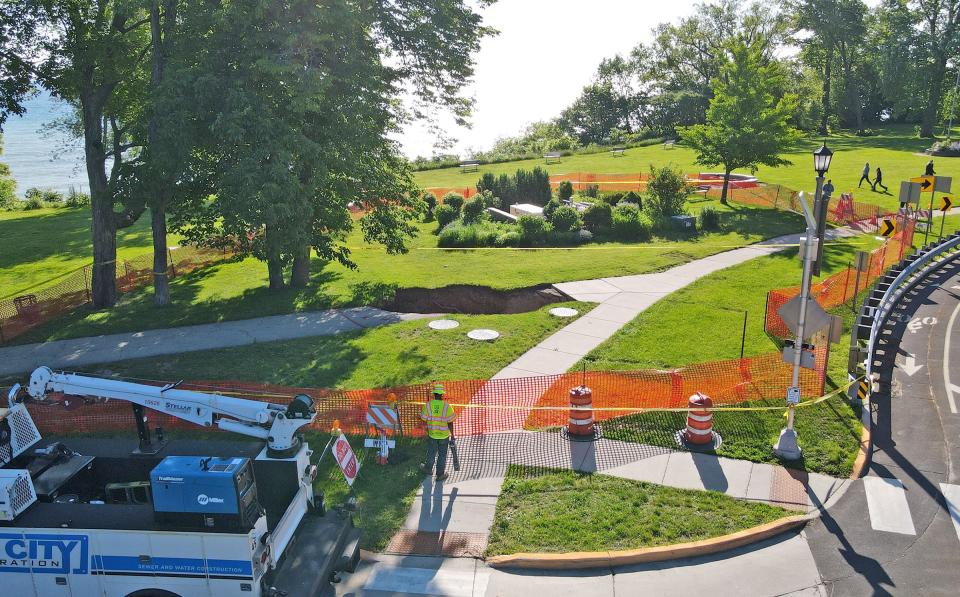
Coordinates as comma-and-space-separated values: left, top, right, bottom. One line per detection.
150, 456, 261, 530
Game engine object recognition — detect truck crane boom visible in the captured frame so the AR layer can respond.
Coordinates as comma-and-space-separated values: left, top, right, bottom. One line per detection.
25, 366, 316, 457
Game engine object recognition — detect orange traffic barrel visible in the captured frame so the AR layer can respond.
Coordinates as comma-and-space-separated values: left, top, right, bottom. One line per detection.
682, 393, 715, 445
567, 386, 594, 436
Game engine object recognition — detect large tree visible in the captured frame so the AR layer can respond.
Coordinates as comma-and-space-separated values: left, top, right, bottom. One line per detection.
170, 0, 493, 289
4, 1, 153, 307
678, 37, 801, 204
914, 0, 960, 136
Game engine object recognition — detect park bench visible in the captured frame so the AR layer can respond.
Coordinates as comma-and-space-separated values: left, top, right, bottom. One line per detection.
543, 152, 562, 164
664, 139, 676, 149
610, 147, 625, 157
460, 160, 480, 173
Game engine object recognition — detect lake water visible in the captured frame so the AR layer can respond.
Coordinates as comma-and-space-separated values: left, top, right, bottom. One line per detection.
2, 91, 87, 196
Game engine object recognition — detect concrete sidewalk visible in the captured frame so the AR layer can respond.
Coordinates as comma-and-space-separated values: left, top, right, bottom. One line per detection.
0, 307, 433, 376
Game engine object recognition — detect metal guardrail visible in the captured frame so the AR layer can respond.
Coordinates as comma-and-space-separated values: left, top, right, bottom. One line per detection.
849, 230, 960, 384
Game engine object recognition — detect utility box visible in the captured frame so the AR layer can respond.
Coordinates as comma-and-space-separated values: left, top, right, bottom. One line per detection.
151, 456, 260, 530
671, 215, 696, 229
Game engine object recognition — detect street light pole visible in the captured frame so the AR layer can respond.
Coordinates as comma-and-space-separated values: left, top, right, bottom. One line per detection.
774, 142, 832, 461
773, 193, 818, 460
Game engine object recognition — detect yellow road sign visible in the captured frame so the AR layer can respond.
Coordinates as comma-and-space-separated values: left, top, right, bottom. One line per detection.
940, 194, 954, 213
911, 176, 935, 192
880, 218, 897, 237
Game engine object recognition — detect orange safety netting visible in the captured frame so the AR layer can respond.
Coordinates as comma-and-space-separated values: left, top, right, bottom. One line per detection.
764, 220, 916, 338
26, 346, 827, 440
0, 246, 233, 345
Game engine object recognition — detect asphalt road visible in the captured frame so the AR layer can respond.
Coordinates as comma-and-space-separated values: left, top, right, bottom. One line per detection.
806, 259, 960, 596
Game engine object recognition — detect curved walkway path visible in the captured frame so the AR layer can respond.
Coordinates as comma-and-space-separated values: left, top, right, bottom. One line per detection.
0, 307, 433, 377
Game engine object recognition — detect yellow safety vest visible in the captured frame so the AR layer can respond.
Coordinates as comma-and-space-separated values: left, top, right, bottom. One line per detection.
421, 399, 456, 439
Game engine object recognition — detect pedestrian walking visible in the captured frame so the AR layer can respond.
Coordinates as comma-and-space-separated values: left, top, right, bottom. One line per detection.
925, 159, 935, 176
419, 383, 457, 481
858, 162, 872, 188
822, 179, 835, 199
873, 167, 888, 193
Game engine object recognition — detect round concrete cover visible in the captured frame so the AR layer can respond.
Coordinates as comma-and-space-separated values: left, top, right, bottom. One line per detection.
467, 328, 500, 341
428, 319, 460, 330
549, 307, 579, 317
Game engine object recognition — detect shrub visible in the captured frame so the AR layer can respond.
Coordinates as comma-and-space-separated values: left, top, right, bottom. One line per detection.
601, 192, 625, 206
24, 187, 42, 201
543, 198, 562, 220
644, 164, 689, 220
23, 196, 45, 210
623, 191, 642, 208
65, 188, 91, 208
557, 180, 574, 201
435, 204, 459, 229
583, 184, 600, 199
517, 215, 550, 244
699, 206, 721, 231
495, 230, 521, 247
582, 202, 613, 233
612, 204, 652, 241
442, 192, 465, 212
577, 229, 594, 243
476, 167, 551, 206
438, 221, 514, 247
462, 197, 488, 224
549, 205, 581, 233
422, 192, 438, 221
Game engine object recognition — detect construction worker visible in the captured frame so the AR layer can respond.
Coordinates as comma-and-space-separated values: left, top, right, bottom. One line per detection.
419, 383, 456, 481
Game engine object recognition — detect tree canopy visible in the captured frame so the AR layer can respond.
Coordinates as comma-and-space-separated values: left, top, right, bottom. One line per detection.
678, 38, 802, 204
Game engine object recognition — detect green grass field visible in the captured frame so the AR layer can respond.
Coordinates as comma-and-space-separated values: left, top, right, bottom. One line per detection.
13, 201, 801, 344
485, 465, 789, 555
0, 207, 171, 298
51, 302, 584, 389
415, 126, 958, 214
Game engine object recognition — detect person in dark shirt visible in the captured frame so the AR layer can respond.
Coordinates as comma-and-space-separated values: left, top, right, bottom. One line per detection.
925, 159, 935, 176
873, 167, 888, 193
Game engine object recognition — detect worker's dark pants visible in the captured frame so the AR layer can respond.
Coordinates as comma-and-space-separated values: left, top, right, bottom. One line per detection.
425, 437, 449, 474
859, 174, 871, 188
874, 180, 888, 192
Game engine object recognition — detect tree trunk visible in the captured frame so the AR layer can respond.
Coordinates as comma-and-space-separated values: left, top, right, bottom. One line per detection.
151, 206, 170, 305
265, 224, 285, 289
921, 57, 947, 137
148, 0, 176, 307
819, 49, 833, 136
290, 245, 311, 288
720, 168, 731, 205
82, 90, 117, 308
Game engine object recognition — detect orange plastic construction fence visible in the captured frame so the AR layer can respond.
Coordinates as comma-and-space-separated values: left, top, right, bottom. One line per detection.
26, 346, 827, 440
764, 219, 916, 338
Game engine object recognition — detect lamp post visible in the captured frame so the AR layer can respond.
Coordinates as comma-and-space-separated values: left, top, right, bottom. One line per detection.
774, 142, 833, 460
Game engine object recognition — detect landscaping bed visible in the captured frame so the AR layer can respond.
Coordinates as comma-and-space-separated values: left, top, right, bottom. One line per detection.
485, 465, 790, 556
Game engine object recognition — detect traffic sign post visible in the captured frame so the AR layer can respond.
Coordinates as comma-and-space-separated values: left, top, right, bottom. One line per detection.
333, 432, 360, 486
880, 218, 897, 237
913, 175, 951, 244
938, 193, 954, 240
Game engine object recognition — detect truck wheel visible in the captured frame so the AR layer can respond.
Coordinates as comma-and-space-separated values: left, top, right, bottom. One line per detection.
125, 590, 181, 597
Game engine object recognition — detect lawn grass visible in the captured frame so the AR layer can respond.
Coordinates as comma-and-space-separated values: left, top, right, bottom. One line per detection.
58, 302, 585, 389
485, 465, 790, 556
14, 201, 802, 344
0, 207, 171, 298
574, 235, 891, 476
415, 125, 958, 214
311, 433, 426, 551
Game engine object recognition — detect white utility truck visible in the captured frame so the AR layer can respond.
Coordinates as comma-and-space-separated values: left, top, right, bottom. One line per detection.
0, 366, 360, 596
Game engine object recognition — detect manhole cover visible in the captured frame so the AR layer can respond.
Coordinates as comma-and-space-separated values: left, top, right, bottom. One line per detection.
428, 319, 460, 330
467, 329, 500, 341
549, 307, 579, 318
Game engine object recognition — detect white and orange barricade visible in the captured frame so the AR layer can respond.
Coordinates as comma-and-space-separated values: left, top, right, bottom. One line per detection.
680, 392, 720, 448
364, 397, 400, 465
566, 386, 595, 437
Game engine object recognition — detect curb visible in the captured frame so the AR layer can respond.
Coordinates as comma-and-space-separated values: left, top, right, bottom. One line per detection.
485, 515, 810, 569
849, 398, 872, 480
